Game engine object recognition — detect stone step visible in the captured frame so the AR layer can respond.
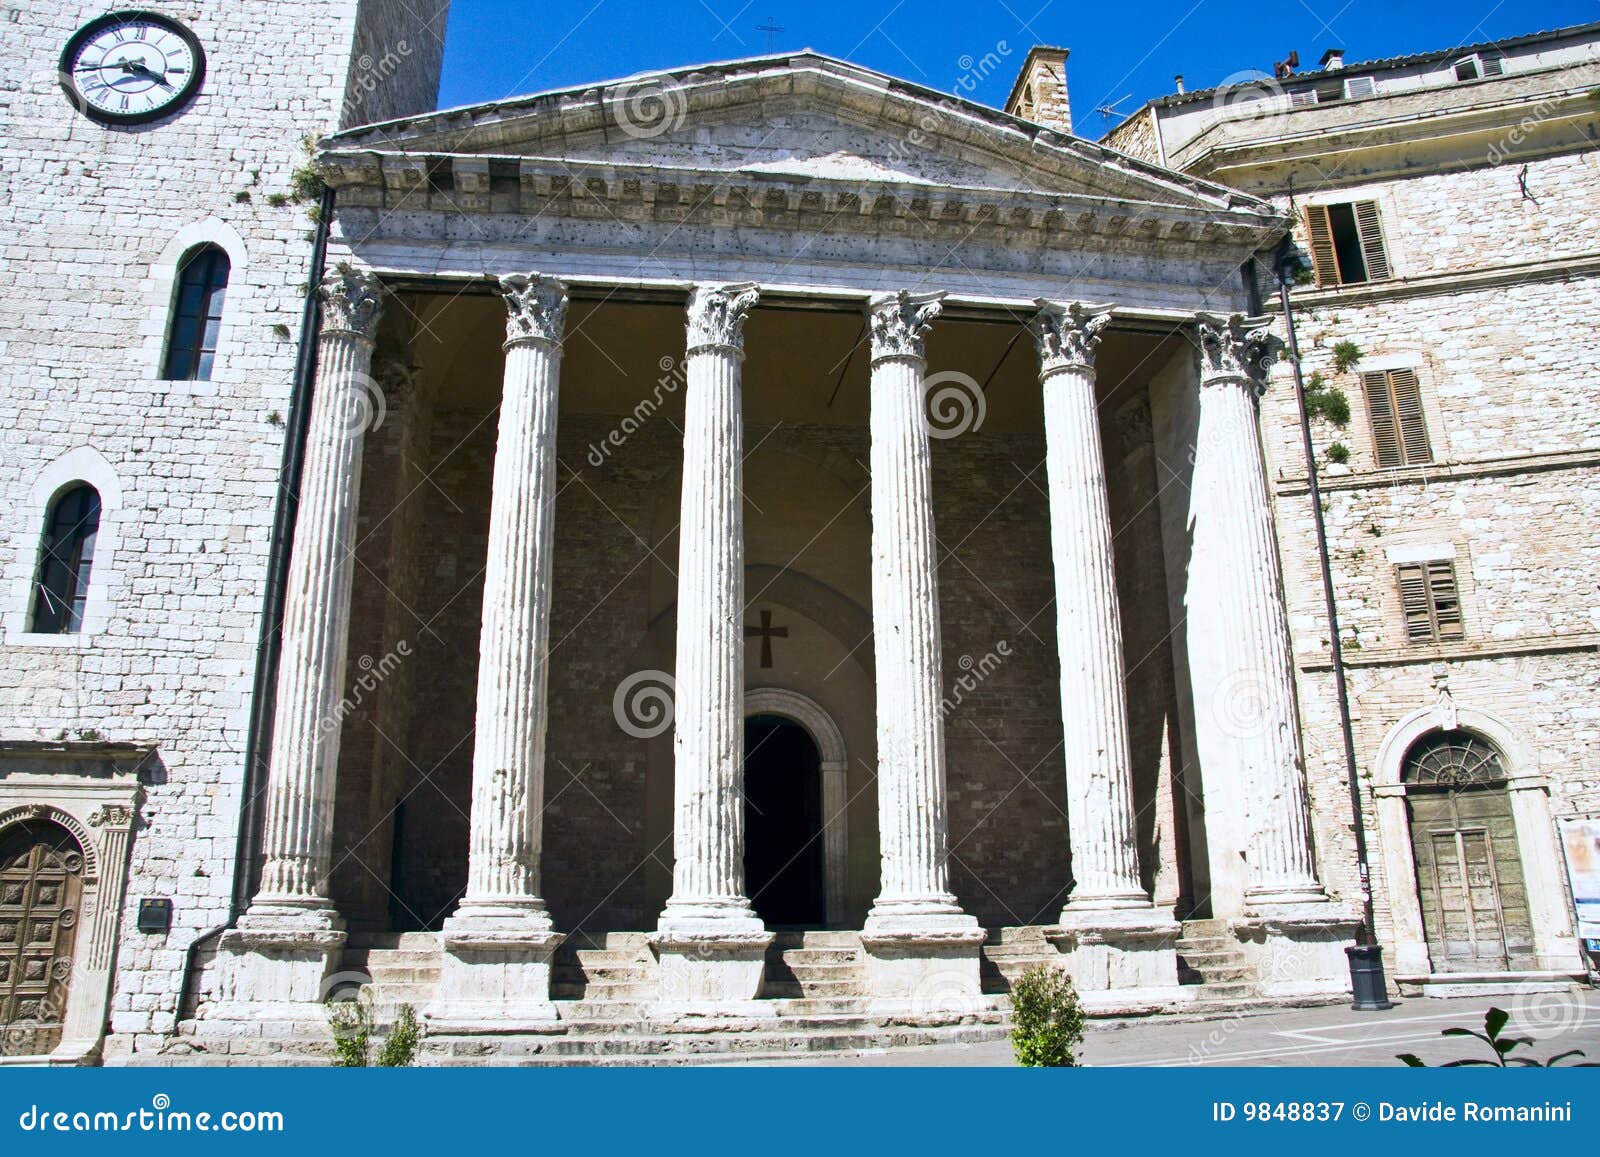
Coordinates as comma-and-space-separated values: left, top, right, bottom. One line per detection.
768, 930, 862, 949
763, 961, 861, 980
551, 982, 657, 1000
346, 932, 442, 952
770, 947, 860, 966
552, 963, 653, 982
759, 979, 863, 998
1181, 918, 1230, 938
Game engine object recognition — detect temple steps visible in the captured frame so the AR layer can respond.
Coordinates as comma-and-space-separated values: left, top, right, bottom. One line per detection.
1176, 918, 1254, 995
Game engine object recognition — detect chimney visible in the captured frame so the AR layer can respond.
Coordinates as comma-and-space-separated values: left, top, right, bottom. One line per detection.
1174, 74, 1185, 94
1320, 48, 1345, 70
1005, 46, 1072, 134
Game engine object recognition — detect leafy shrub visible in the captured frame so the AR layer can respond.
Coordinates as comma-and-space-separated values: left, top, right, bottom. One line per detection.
1302, 372, 1352, 425
1330, 340, 1363, 374
1010, 964, 1084, 1067
326, 997, 422, 1067
1325, 442, 1351, 464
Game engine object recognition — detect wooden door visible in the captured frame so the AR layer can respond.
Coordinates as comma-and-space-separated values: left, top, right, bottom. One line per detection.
1409, 786, 1534, 972
0, 821, 84, 1056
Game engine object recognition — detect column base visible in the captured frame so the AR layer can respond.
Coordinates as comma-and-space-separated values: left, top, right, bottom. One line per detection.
1233, 905, 1361, 999
648, 927, 775, 1015
212, 902, 347, 1020
1245, 879, 1329, 907
1049, 907, 1186, 1013
426, 901, 565, 1031
860, 902, 987, 1019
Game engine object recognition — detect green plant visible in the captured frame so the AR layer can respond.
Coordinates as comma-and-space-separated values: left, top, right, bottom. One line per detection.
1398, 1007, 1597, 1067
1302, 371, 1351, 425
266, 410, 284, 427
326, 997, 421, 1067
1325, 442, 1350, 465
265, 192, 290, 208
270, 323, 291, 339
1330, 340, 1363, 374
233, 190, 251, 203
327, 999, 371, 1067
376, 1004, 422, 1067
1010, 963, 1084, 1067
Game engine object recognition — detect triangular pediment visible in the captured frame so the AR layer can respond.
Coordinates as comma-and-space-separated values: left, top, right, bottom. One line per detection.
323, 53, 1273, 218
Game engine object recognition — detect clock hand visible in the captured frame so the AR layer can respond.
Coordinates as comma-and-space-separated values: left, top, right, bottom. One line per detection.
120, 59, 172, 87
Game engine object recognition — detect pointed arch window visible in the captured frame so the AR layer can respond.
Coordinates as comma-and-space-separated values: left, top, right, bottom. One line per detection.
163, 244, 230, 380
31, 484, 101, 634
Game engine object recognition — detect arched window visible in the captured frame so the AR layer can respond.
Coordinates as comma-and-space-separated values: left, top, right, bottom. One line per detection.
163, 244, 230, 380
30, 484, 101, 634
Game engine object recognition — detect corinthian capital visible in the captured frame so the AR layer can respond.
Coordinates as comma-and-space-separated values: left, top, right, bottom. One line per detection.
500, 273, 569, 348
1195, 312, 1278, 391
867, 290, 945, 365
318, 263, 384, 342
1031, 300, 1113, 374
685, 282, 760, 355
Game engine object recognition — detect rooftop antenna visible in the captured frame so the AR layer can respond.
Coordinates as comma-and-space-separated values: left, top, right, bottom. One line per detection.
1095, 93, 1133, 126
756, 17, 785, 52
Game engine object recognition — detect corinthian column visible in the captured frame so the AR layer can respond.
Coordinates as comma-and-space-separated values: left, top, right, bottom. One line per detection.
1029, 304, 1180, 1007
431, 274, 568, 1029
1193, 312, 1326, 909
653, 283, 771, 1011
1031, 302, 1151, 917
860, 290, 982, 1010
222, 264, 382, 1011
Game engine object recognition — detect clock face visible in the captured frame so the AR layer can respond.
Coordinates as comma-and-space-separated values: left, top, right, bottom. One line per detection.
59, 11, 205, 125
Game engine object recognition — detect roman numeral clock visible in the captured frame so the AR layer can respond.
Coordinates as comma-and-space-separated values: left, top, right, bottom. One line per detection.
58, 10, 205, 125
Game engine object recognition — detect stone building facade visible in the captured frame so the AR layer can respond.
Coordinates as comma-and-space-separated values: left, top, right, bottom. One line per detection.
1107, 21, 1598, 991
0, 4, 1590, 1066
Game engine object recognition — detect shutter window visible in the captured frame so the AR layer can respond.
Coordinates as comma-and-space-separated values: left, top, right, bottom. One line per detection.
1353, 201, 1390, 282
1398, 560, 1464, 643
1363, 371, 1402, 466
1364, 368, 1433, 467
1481, 55, 1505, 77
1345, 75, 1376, 98
1389, 367, 1432, 464
1304, 205, 1339, 287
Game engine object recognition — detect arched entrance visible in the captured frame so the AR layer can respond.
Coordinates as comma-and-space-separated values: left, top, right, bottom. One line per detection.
744, 715, 824, 928
1403, 731, 1535, 972
742, 688, 849, 929
0, 819, 85, 1056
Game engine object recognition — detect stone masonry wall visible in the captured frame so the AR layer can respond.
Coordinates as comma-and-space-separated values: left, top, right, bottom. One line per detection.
1259, 142, 1600, 965
0, 2, 445, 1054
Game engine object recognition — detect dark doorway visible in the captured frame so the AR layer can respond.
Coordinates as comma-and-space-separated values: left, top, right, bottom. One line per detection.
744, 714, 825, 928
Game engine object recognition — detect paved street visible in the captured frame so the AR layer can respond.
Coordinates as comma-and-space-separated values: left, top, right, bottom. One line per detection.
764, 988, 1600, 1067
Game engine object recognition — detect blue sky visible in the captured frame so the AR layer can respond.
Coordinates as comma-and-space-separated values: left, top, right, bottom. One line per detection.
436, 0, 1598, 136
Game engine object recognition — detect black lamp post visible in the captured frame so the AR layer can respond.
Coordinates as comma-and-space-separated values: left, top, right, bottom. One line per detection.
1272, 238, 1393, 1012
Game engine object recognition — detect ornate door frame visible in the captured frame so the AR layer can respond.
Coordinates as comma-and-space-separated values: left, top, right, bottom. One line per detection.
1374, 702, 1580, 978
0, 761, 141, 1064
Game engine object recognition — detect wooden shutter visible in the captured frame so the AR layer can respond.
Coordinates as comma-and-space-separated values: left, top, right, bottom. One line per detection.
1398, 563, 1434, 640
1303, 205, 1339, 287
1363, 371, 1402, 466
1427, 560, 1463, 639
1389, 368, 1433, 464
1397, 560, 1462, 642
1353, 201, 1390, 281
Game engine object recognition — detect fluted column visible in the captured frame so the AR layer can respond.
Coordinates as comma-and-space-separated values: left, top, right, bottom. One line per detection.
1031, 301, 1152, 919
429, 276, 569, 1028
448, 274, 567, 931
658, 283, 765, 938
246, 263, 383, 926
862, 291, 978, 944
1194, 312, 1326, 907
